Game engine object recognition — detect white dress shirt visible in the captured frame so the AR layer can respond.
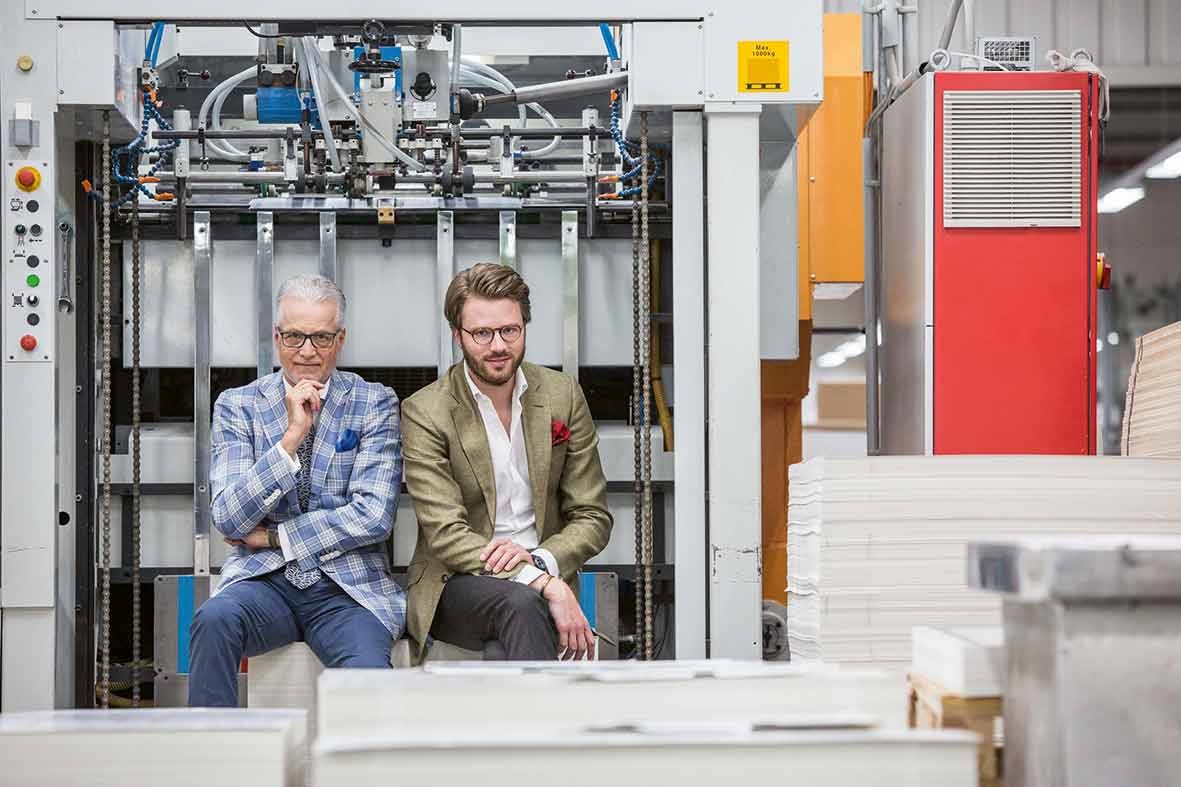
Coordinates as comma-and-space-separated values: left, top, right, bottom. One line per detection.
274, 376, 330, 561
464, 363, 558, 586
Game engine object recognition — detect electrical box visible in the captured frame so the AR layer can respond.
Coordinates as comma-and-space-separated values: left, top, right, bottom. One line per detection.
879, 71, 1101, 456
401, 48, 449, 122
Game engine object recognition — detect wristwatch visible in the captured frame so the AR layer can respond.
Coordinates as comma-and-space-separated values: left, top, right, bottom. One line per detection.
530, 552, 549, 574
267, 528, 280, 549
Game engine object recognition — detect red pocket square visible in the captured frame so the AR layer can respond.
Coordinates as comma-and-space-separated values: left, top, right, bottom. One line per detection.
551, 419, 572, 446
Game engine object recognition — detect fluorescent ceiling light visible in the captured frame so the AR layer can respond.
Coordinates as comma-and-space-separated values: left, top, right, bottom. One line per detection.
1146, 151, 1181, 179
1097, 186, 1145, 214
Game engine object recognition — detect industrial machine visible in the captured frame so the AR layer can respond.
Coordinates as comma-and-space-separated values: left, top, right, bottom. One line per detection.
873, 67, 1104, 455
1, 3, 823, 710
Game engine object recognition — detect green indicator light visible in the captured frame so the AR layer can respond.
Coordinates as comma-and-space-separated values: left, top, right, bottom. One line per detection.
26, 274, 40, 287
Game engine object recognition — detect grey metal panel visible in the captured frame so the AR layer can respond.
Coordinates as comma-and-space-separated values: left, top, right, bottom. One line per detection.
436, 211, 455, 379
1148, 0, 1181, 68
319, 212, 338, 282
498, 211, 517, 269
193, 213, 212, 576
705, 108, 763, 660
671, 110, 707, 660
125, 238, 636, 368
256, 212, 274, 377
109, 496, 230, 569
879, 75, 932, 456
590, 572, 620, 660
758, 107, 800, 361
154, 673, 245, 708
561, 211, 580, 377
153, 574, 213, 674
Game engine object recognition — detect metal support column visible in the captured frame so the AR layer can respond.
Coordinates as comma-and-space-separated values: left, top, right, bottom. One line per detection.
319, 212, 337, 282
499, 211, 517, 269
705, 107, 762, 659
561, 210, 580, 379
193, 212, 212, 576
436, 211, 455, 379
672, 111, 708, 660
256, 212, 274, 379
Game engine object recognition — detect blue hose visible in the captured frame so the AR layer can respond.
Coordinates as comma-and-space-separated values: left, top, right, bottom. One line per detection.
144, 24, 158, 62
147, 22, 164, 67
598, 24, 620, 61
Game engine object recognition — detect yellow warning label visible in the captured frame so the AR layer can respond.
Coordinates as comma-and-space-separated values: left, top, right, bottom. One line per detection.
738, 41, 790, 93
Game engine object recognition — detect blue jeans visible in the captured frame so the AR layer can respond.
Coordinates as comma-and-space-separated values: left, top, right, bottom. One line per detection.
188, 569, 392, 707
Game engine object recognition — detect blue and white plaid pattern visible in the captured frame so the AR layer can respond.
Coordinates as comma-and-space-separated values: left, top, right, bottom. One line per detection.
209, 370, 406, 636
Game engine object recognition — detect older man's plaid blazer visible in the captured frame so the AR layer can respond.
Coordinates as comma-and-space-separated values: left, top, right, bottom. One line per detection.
210, 370, 405, 636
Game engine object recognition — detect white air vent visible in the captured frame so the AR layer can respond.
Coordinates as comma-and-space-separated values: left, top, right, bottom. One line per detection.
943, 90, 1082, 228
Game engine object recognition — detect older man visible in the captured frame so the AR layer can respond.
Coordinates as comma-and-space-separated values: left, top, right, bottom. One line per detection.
188, 274, 403, 707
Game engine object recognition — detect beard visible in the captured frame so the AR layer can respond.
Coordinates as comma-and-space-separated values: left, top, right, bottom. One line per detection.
462, 344, 524, 388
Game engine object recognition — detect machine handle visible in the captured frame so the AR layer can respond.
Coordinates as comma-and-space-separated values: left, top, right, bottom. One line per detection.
57, 220, 74, 313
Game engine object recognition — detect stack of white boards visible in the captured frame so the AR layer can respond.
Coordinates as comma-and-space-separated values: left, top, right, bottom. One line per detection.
312, 662, 978, 786
1122, 320, 1181, 457
315, 661, 906, 739
911, 626, 1005, 697
315, 729, 979, 786
788, 456, 1181, 672
0, 709, 307, 787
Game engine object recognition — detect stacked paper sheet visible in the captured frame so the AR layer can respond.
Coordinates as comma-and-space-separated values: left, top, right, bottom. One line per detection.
0, 709, 307, 787
315, 728, 978, 786
788, 456, 1181, 672
1123, 321, 1181, 457
911, 626, 1004, 697
317, 660, 907, 739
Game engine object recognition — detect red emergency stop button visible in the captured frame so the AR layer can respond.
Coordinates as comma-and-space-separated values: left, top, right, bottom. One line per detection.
20, 334, 37, 352
15, 166, 41, 192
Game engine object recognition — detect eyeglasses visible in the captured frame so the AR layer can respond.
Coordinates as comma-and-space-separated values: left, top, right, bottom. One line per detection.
277, 330, 341, 349
461, 325, 523, 346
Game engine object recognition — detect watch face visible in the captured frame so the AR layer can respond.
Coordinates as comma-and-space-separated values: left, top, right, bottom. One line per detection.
532, 554, 548, 572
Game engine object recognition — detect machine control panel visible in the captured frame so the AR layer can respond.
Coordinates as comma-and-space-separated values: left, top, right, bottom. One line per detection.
4, 160, 53, 363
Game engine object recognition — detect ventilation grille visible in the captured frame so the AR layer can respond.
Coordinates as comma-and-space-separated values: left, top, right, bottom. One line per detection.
943, 90, 1081, 228
976, 36, 1037, 70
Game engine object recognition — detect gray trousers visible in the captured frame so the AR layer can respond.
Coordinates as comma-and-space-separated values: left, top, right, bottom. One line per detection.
430, 574, 558, 660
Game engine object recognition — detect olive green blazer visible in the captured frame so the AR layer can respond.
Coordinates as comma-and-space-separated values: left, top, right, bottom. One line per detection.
402, 361, 612, 662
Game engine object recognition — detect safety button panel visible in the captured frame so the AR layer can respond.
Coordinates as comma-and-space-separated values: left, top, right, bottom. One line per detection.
5, 160, 53, 363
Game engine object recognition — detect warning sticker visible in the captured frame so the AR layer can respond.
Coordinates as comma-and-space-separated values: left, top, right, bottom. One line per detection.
738, 41, 790, 93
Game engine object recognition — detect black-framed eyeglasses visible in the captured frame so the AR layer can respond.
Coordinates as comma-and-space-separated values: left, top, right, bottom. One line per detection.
462, 324, 523, 346
277, 330, 341, 349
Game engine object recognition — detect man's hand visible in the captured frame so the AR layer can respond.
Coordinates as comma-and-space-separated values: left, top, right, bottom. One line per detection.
533, 576, 594, 660
225, 525, 272, 550
480, 537, 533, 574
279, 379, 325, 458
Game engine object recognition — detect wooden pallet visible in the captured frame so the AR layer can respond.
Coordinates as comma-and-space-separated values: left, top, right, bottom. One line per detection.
908, 671, 1003, 787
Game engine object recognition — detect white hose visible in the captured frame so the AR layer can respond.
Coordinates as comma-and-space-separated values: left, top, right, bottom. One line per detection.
298, 38, 341, 172
456, 59, 561, 158
303, 37, 426, 171
199, 66, 255, 161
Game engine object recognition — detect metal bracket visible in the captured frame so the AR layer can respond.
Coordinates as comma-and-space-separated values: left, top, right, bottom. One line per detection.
561, 210, 580, 379
498, 211, 517, 269
193, 212, 212, 576
256, 212, 274, 379
319, 212, 338, 282
436, 211, 455, 379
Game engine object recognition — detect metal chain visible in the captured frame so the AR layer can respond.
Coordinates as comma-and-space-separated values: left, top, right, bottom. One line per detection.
131, 197, 142, 707
630, 199, 643, 658
100, 112, 113, 709
640, 111, 654, 661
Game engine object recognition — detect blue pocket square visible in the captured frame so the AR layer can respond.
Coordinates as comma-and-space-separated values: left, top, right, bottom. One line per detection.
335, 429, 359, 452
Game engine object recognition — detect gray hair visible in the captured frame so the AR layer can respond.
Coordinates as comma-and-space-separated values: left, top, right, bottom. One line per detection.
275, 274, 347, 328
